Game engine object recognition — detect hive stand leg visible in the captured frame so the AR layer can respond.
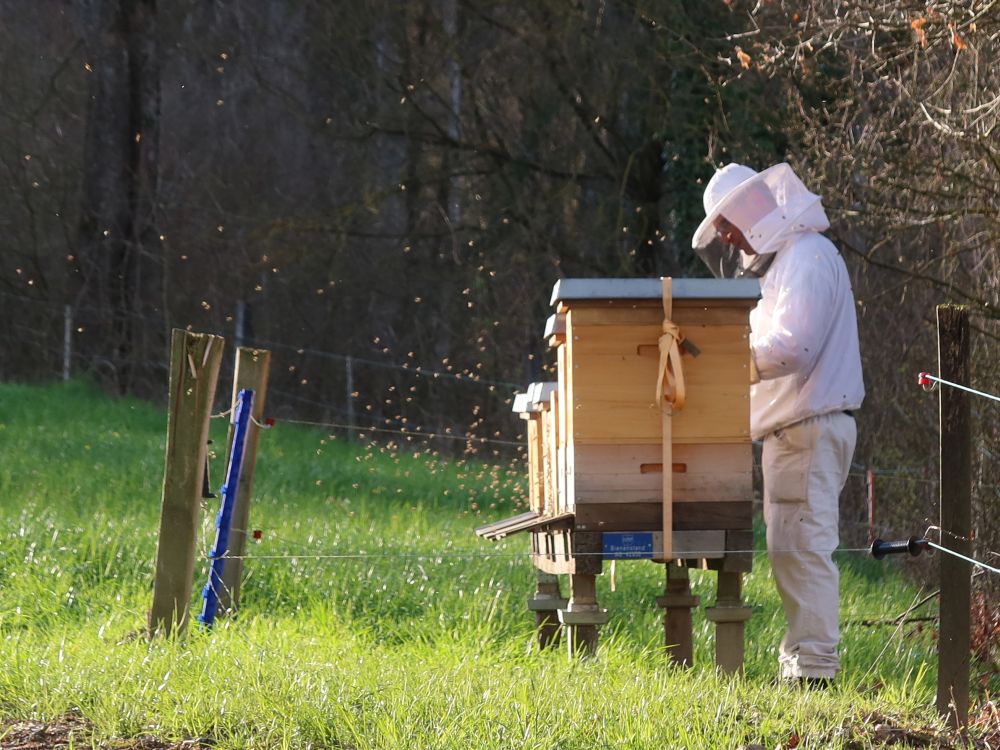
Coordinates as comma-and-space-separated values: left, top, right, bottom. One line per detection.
558, 573, 608, 658
705, 571, 752, 674
657, 562, 699, 667
527, 571, 567, 649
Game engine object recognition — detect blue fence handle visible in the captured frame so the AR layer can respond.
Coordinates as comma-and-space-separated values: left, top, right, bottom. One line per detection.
198, 388, 254, 628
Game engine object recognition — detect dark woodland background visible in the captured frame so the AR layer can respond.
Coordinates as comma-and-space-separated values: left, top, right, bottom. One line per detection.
2, 0, 1000, 592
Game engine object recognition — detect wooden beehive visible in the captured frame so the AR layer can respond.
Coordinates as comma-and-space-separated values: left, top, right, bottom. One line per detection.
481, 277, 759, 562
478, 276, 760, 664
551, 277, 759, 561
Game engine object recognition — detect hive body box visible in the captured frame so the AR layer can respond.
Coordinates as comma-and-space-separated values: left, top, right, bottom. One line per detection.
546, 277, 758, 566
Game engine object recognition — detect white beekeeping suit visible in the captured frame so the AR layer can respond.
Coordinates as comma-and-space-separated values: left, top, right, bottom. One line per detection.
693, 162, 865, 682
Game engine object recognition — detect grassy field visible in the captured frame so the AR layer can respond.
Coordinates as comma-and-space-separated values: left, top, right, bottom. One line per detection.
0, 381, 974, 748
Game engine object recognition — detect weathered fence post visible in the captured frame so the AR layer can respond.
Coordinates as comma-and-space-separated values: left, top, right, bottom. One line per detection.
936, 304, 971, 729
218, 346, 271, 614
345, 355, 355, 437
63, 305, 72, 381
149, 329, 225, 637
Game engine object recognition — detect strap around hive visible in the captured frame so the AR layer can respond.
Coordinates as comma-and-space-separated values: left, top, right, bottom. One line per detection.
655, 278, 686, 412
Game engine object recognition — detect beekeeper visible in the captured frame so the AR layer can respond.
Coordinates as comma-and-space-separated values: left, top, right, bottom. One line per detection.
692, 162, 865, 684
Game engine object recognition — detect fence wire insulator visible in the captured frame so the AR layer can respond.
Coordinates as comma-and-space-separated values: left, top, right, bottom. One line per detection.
870, 536, 930, 560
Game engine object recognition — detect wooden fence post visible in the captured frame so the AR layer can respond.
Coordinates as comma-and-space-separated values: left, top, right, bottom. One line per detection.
345, 355, 355, 436
936, 304, 971, 729
149, 329, 225, 637
63, 305, 72, 381
218, 346, 271, 614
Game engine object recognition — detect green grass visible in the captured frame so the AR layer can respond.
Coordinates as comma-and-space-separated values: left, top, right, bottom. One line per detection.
0, 381, 960, 748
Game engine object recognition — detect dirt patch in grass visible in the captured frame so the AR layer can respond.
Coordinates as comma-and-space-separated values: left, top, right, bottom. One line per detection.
838, 707, 1000, 749
0, 717, 206, 750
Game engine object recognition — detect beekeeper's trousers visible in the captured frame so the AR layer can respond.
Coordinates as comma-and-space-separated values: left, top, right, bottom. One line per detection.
763, 411, 856, 680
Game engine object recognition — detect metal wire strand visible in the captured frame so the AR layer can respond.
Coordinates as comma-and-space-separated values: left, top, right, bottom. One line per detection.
926, 541, 1000, 576
920, 372, 1000, 404
211, 546, 875, 562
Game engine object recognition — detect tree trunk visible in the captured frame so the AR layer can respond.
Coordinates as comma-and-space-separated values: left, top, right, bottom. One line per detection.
75, 0, 159, 393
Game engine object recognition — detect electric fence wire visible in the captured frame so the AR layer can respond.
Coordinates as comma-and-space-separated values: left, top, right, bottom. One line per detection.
920, 372, 1000, 405
278, 416, 525, 447
927, 541, 1000, 576
201, 522, 871, 562
0, 289, 519, 394
209, 542, 873, 562
16, 310, 1000, 571
216, 550, 881, 561
11, 294, 1000, 476
244, 336, 521, 390
191, 370, 1000, 571
212, 395, 994, 464
264, 387, 524, 448
197, 399, 1000, 656
212, 540, 1000, 566
209, 402, 527, 450
267, 385, 511, 426
13, 290, 1000, 416
201, 510, 1000, 577
0, 288, 167, 326
219, 379, 984, 470
196, 532, 990, 669
914, 375, 1000, 574
197, 530, 1000, 683
182, 548, 945, 689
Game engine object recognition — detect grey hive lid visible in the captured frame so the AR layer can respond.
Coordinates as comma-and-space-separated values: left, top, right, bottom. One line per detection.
511, 392, 532, 414
550, 277, 760, 307
543, 313, 566, 339
528, 381, 557, 406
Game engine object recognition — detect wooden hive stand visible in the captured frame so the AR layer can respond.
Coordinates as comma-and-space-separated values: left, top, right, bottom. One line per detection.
477, 277, 759, 669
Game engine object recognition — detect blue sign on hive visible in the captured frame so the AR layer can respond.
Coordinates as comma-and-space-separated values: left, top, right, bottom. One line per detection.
602, 532, 655, 559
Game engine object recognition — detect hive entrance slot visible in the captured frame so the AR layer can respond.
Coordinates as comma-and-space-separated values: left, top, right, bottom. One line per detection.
639, 463, 687, 474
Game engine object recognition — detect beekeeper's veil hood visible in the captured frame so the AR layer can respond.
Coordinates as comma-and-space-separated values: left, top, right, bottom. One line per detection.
692, 162, 830, 278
